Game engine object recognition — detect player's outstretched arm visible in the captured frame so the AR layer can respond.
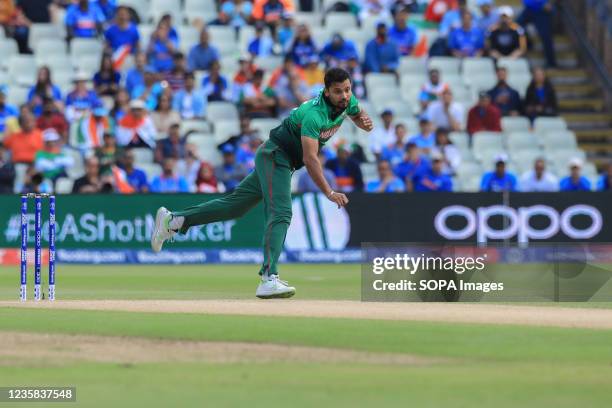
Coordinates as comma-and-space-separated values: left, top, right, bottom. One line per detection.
301, 136, 349, 209
350, 108, 374, 132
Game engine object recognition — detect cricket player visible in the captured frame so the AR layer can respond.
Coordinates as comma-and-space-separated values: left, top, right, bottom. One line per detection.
151, 68, 374, 298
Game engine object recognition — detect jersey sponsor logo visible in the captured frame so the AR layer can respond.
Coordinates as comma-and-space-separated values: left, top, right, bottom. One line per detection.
319, 124, 341, 142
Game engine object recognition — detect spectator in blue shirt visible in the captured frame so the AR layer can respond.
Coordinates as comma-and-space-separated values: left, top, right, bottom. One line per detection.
150, 157, 189, 193
480, 154, 517, 192
597, 162, 612, 191
517, 0, 556, 67
214, 144, 249, 192
122, 149, 149, 192
219, 0, 253, 29
188, 29, 221, 71
414, 153, 453, 192
325, 144, 364, 192
394, 143, 431, 191
288, 24, 317, 67
124, 52, 146, 95
408, 117, 435, 153
247, 22, 274, 57
92, 0, 117, 22
147, 14, 179, 73
172, 72, 207, 119
363, 23, 400, 74
366, 160, 405, 193
476, 0, 500, 32
381, 123, 408, 167
439, 0, 474, 37
388, 6, 418, 56
560, 159, 591, 191
27, 66, 63, 117
449, 11, 485, 57
0, 87, 18, 136
104, 6, 140, 58
320, 33, 359, 69
65, 71, 100, 122
202, 61, 231, 102
131, 66, 164, 111
65, 0, 104, 40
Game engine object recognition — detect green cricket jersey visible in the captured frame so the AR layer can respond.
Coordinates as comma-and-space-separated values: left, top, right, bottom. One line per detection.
270, 91, 360, 169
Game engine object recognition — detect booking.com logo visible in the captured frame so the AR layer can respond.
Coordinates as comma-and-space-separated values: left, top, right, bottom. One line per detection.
434, 205, 603, 243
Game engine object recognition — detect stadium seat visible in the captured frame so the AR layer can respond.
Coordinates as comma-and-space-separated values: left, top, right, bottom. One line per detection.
360, 163, 378, 183
213, 37, 239, 57
208, 26, 236, 43
456, 161, 483, 179
149, 0, 183, 24
214, 120, 240, 142
376, 100, 413, 121
238, 26, 256, 50
361, 14, 392, 34
190, 136, 222, 165
185, 0, 216, 13
507, 74, 532, 98
70, 38, 104, 59
325, 12, 358, 30
65, 149, 85, 179
541, 130, 578, 151
343, 28, 370, 46
250, 118, 281, 139
294, 12, 322, 27
548, 149, 586, 167
186, 10, 217, 25
138, 24, 155, 43
399, 57, 427, 75
0, 39, 19, 64
178, 26, 199, 50
462, 57, 495, 77
254, 56, 283, 72
428, 57, 461, 76
511, 150, 543, 175
506, 131, 539, 151
32, 39, 68, 56
13, 163, 29, 193
132, 148, 154, 164
497, 58, 531, 77
7, 55, 37, 87
311, 29, 332, 50
71, 55, 101, 78
55, 178, 74, 194
6, 87, 28, 108
208, 102, 239, 122
534, 117, 568, 134
449, 132, 470, 150
365, 73, 396, 91
501, 116, 531, 133
140, 163, 162, 181
472, 132, 504, 162
181, 119, 211, 134
28, 24, 62, 50
122, 0, 150, 21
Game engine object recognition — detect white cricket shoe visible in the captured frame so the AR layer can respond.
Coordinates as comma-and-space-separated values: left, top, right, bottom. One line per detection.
151, 207, 176, 253
256, 275, 296, 299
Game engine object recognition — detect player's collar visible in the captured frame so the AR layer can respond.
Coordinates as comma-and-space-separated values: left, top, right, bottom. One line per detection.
321, 92, 345, 120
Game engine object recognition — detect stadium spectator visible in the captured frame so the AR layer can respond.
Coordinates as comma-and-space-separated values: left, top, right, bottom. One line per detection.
93, 54, 121, 97
155, 123, 187, 163
37, 98, 68, 142
357, 0, 392, 22
425, 0, 458, 24
151, 93, 180, 135
524, 67, 558, 121
480, 154, 517, 192
475, 0, 499, 32
278, 11, 295, 51
222, 116, 260, 147
252, 0, 295, 21
448, 11, 485, 58
147, 14, 179, 73
239, 69, 276, 118
597, 162, 612, 191
517, 0, 556, 67
65, 0, 104, 40
17, 0, 51, 23
0, 142, 15, 193
163, 52, 187, 91
559, 158, 591, 191
260, 0, 285, 35
488, 6, 527, 59
196, 161, 223, 193
124, 51, 146, 95
72, 156, 105, 193
110, 88, 130, 121
408, 117, 435, 153
65, 71, 100, 122
95, 0, 116, 22
325, 143, 364, 192
116, 99, 157, 148
95, 131, 123, 175
439, 0, 472, 37
22, 166, 53, 194
121, 149, 148, 192
172, 72, 207, 119
104, 6, 140, 68
74, 105, 113, 155
1, 0, 31, 53
150, 158, 189, 193
346, 56, 365, 99
364, 23, 400, 74
388, 6, 418, 56
467, 91, 502, 135
519, 157, 558, 192
487, 67, 522, 116
303, 56, 325, 96
320, 33, 359, 69
268, 55, 308, 117
366, 159, 405, 193
34, 129, 73, 181
419, 68, 449, 111
218, 0, 253, 29
381, 123, 408, 167
28, 66, 62, 117
131, 66, 164, 111
202, 61, 232, 102
297, 151, 337, 193
214, 144, 249, 192
176, 143, 201, 189
187, 28, 220, 72
3, 111, 43, 164
394, 142, 431, 191
426, 88, 464, 131
247, 21, 274, 57
413, 153, 453, 192
0, 87, 18, 137
288, 23, 317, 67
431, 127, 461, 175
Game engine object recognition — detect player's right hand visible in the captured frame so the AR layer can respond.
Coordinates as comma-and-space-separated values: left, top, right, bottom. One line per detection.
328, 191, 349, 208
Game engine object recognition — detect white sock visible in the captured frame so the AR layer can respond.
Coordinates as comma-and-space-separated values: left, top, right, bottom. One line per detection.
169, 215, 184, 231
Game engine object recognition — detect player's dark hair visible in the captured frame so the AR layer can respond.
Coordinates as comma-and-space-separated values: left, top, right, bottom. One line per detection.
324, 68, 350, 89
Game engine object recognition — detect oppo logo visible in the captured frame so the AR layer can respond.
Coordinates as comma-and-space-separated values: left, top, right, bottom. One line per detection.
435, 205, 603, 243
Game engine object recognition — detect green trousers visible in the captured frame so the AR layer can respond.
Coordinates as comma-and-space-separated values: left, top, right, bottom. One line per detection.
173, 140, 293, 276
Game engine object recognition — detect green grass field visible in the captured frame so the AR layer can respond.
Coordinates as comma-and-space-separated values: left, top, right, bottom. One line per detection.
1, 264, 612, 407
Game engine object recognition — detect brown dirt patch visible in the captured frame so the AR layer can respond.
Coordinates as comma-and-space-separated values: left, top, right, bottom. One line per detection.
2, 300, 612, 329
0, 332, 437, 366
